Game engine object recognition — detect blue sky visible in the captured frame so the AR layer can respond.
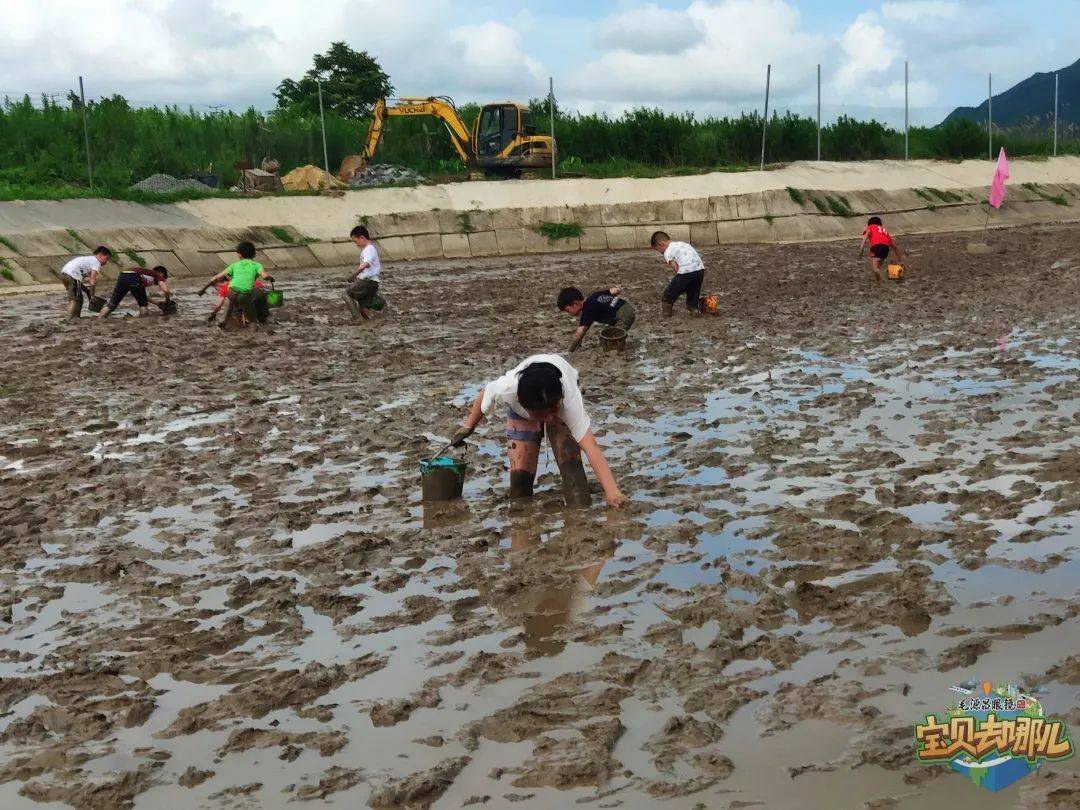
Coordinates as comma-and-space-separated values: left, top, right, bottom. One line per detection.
3, 1, 1078, 125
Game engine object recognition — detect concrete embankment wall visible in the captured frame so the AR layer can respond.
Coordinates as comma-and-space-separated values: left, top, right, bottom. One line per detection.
2, 158, 1080, 292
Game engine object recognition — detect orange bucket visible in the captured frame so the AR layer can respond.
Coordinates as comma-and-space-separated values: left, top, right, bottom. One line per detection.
698, 293, 721, 315
887, 263, 905, 280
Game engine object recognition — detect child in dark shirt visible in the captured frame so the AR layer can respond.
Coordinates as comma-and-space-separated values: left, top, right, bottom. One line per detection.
556, 286, 636, 352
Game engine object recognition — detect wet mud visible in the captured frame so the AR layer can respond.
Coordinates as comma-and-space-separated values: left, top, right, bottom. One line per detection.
1, 224, 1078, 808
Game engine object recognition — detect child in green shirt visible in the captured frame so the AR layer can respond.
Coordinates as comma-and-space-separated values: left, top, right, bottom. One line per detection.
199, 241, 273, 328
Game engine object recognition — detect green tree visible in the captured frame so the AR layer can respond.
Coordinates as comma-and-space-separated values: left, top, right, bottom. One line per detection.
275, 42, 392, 119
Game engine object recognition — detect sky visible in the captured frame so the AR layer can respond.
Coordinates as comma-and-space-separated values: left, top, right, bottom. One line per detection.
2, 1, 1077, 125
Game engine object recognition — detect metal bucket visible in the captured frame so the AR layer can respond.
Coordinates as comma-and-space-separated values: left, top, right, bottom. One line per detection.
599, 326, 627, 352
419, 450, 468, 502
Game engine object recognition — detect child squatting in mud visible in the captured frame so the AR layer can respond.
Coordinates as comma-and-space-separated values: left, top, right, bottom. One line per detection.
451, 354, 628, 508
556, 286, 636, 353
198, 241, 273, 327
345, 225, 381, 321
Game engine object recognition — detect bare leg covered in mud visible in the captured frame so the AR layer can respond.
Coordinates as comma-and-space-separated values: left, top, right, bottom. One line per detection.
506, 412, 589, 505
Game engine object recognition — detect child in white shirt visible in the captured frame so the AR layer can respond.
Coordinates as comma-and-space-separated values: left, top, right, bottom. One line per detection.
650, 231, 705, 318
345, 225, 382, 320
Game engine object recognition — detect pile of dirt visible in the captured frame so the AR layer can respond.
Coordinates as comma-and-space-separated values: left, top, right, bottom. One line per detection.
282, 165, 345, 192
129, 173, 215, 195
348, 163, 426, 188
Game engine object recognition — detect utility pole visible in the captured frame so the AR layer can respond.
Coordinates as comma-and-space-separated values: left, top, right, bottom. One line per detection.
988, 73, 993, 160
549, 77, 557, 180
816, 63, 821, 161
904, 61, 909, 160
78, 76, 93, 189
760, 64, 771, 171
317, 77, 331, 186
1053, 71, 1059, 157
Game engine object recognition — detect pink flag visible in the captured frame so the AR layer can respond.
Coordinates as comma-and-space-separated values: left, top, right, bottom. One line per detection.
989, 148, 1010, 209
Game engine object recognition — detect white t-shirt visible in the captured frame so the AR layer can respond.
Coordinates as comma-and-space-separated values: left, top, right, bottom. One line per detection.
663, 241, 705, 275
61, 255, 103, 282
356, 243, 381, 281
480, 353, 591, 442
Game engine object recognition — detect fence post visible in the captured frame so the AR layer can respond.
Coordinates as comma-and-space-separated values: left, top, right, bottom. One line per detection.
78, 76, 93, 189
904, 61, 909, 161
1053, 71, 1059, 157
549, 77, 557, 180
317, 77, 331, 184
760, 64, 771, 171
988, 73, 992, 160
816, 63, 821, 161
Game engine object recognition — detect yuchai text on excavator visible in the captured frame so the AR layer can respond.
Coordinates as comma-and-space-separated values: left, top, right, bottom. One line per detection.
339, 96, 555, 182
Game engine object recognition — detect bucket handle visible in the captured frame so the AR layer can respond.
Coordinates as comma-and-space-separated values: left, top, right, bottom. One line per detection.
431, 440, 470, 460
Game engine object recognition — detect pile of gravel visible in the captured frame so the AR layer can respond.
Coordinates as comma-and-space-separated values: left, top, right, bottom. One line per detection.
129, 173, 216, 194
348, 163, 426, 188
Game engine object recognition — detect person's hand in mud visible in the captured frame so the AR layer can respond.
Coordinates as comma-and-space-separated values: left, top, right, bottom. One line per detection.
605, 489, 629, 509
451, 425, 474, 446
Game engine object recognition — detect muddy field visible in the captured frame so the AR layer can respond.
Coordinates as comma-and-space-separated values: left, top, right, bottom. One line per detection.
1, 223, 1078, 809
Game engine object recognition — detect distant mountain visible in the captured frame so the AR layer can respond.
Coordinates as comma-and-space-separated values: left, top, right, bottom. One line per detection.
944, 57, 1080, 128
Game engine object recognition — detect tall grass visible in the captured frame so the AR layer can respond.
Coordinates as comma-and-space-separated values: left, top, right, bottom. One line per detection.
1, 94, 1077, 199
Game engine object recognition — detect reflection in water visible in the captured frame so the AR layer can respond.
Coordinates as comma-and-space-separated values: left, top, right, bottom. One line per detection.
484, 521, 612, 658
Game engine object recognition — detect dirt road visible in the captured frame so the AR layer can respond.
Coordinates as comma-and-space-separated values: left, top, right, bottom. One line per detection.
0, 224, 1077, 808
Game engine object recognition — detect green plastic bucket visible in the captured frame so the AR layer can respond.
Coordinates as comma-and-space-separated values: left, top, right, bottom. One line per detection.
266, 289, 283, 308
370, 293, 386, 312
420, 454, 467, 501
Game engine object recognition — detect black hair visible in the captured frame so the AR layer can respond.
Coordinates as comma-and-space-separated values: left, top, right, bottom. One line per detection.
94, 246, 112, 257
556, 287, 584, 310
867, 216, 883, 226
650, 230, 670, 247
236, 240, 256, 259
153, 265, 168, 278
350, 225, 370, 239
516, 362, 564, 411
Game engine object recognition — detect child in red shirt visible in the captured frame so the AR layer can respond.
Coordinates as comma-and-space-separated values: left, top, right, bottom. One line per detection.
859, 216, 904, 281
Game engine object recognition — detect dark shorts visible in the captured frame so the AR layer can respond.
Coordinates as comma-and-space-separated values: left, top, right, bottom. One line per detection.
664, 270, 705, 309
612, 301, 636, 331
62, 275, 85, 316
870, 244, 890, 260
107, 272, 149, 311
505, 406, 543, 445
229, 288, 269, 323
348, 278, 379, 308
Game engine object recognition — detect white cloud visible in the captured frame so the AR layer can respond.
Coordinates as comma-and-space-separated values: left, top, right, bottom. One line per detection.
595, 5, 705, 55
446, 22, 546, 96
834, 12, 892, 95
572, 1, 828, 107
881, 1, 962, 23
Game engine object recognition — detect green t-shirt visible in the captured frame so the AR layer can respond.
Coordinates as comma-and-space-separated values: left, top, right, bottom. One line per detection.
225, 259, 262, 293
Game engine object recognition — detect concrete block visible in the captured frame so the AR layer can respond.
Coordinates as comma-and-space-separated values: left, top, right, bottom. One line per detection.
550, 236, 580, 253
468, 231, 499, 257
519, 207, 548, 227
1, 259, 36, 285
690, 221, 719, 246
708, 195, 739, 221
441, 233, 472, 258
569, 205, 603, 227
682, 197, 710, 222
308, 242, 345, 266
414, 233, 444, 259
386, 210, 439, 235
764, 189, 806, 216
523, 229, 552, 254
495, 229, 526, 255
600, 203, 637, 226
543, 205, 575, 224
335, 242, 360, 265
463, 210, 493, 232
15, 257, 64, 284
262, 247, 299, 268
172, 250, 224, 277
717, 219, 750, 244
435, 209, 465, 234
733, 192, 768, 219
655, 199, 684, 223
378, 236, 416, 261
490, 208, 525, 230
579, 227, 608, 251
139, 251, 182, 273
643, 223, 689, 245
605, 226, 636, 250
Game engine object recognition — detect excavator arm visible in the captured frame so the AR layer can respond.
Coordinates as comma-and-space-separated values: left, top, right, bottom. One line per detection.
339, 97, 474, 182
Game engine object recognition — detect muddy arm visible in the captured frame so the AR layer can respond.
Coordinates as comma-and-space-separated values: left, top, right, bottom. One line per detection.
453, 389, 487, 444
578, 429, 626, 508
568, 325, 589, 353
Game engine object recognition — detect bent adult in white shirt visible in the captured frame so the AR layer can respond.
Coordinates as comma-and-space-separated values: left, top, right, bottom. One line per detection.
452, 354, 628, 508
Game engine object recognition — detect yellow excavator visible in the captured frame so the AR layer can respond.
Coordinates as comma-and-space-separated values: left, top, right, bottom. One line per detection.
338, 96, 554, 181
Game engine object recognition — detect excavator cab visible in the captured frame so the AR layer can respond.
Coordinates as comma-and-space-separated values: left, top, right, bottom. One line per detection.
473, 103, 553, 175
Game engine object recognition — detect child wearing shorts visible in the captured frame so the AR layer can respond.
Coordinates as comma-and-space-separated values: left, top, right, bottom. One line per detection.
859, 216, 904, 281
